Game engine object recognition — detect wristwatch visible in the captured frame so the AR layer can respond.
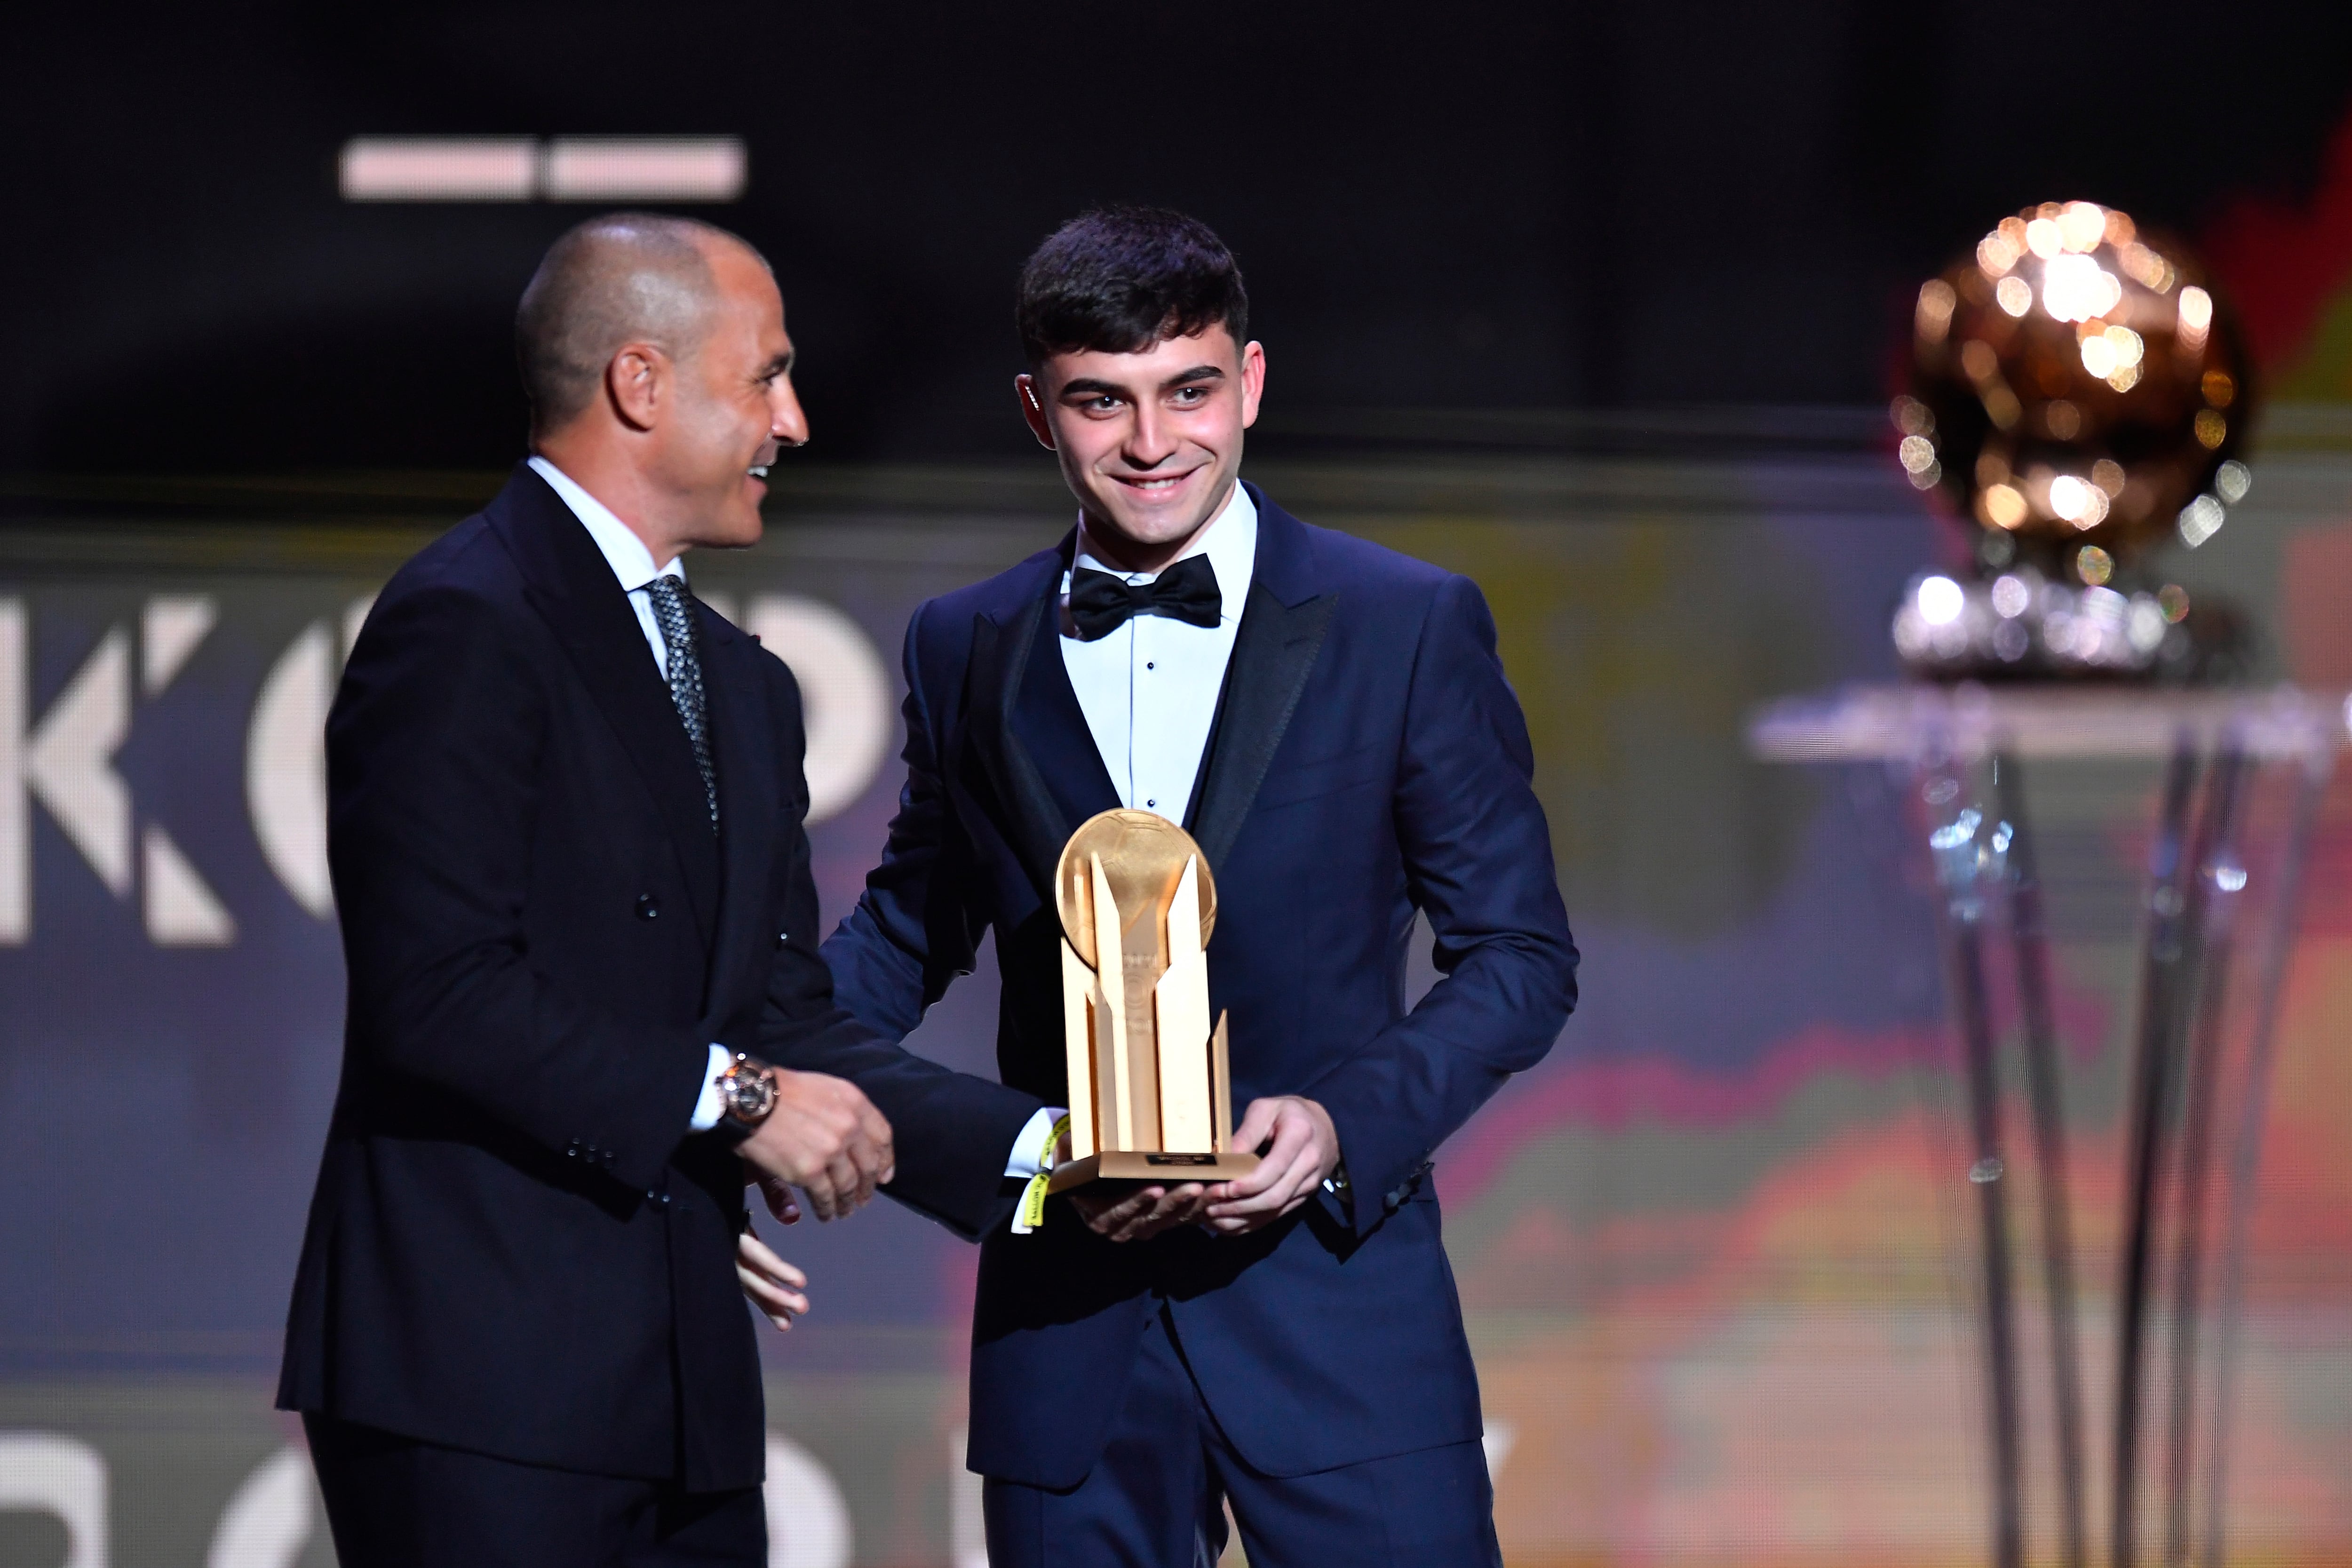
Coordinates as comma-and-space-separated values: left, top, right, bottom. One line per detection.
718, 1052, 778, 1128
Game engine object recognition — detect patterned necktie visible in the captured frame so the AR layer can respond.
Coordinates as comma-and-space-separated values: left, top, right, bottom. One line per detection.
644, 577, 717, 829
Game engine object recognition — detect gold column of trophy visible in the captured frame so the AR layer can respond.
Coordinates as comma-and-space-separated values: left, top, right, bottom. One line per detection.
1048, 809, 1261, 1193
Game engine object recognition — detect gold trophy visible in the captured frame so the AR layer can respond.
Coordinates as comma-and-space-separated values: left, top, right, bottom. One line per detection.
1047, 809, 1261, 1193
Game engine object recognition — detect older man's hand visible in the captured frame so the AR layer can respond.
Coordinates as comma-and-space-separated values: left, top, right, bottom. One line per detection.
735, 1068, 894, 1221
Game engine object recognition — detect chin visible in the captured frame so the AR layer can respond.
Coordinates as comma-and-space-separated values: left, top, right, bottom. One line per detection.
1099, 489, 1218, 544
703, 506, 764, 550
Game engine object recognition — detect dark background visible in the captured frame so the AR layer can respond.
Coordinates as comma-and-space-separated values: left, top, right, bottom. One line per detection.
6, 0, 2351, 473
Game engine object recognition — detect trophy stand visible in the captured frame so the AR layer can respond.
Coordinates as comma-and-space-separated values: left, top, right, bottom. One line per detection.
1751, 685, 2339, 1568
1048, 809, 1262, 1193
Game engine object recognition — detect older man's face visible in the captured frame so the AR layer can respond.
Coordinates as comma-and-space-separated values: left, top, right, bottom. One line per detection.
656, 242, 807, 550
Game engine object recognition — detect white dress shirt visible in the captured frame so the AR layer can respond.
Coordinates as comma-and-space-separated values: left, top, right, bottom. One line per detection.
528, 456, 687, 677
529, 457, 1065, 1174
1058, 482, 1257, 826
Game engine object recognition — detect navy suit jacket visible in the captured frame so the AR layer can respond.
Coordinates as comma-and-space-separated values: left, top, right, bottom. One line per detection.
278, 465, 1040, 1491
822, 486, 1577, 1486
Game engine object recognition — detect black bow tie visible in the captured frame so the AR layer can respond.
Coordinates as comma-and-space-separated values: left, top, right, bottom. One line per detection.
1065, 555, 1223, 641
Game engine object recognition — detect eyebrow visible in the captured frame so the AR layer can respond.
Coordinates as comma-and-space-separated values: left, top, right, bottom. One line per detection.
757, 350, 795, 379
1057, 365, 1227, 398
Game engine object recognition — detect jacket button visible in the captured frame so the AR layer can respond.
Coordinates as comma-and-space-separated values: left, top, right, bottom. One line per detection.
776, 931, 788, 949
636, 894, 660, 921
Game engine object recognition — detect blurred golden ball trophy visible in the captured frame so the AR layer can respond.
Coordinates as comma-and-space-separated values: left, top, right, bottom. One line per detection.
1892, 200, 2254, 680
1048, 809, 1260, 1193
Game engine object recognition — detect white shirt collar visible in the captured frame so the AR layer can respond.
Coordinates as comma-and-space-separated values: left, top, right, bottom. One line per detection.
527, 455, 683, 593
1071, 479, 1257, 624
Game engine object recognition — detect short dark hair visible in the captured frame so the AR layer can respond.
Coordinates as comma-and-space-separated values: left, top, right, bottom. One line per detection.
1016, 206, 1248, 369
516, 212, 762, 438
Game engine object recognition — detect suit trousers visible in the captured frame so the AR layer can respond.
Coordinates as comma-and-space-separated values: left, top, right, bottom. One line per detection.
305, 1415, 766, 1568
981, 1306, 1502, 1568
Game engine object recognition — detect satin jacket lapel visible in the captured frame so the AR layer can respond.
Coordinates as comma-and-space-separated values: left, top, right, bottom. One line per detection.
962, 547, 1119, 899
1189, 491, 1337, 874
493, 466, 721, 945
697, 605, 776, 1013
1009, 587, 1122, 834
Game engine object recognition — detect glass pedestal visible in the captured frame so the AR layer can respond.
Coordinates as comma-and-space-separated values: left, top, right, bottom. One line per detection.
1749, 685, 2344, 1568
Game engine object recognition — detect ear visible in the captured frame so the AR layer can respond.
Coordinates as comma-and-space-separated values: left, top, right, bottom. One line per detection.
1238, 341, 1267, 431
1014, 373, 1056, 451
606, 342, 669, 432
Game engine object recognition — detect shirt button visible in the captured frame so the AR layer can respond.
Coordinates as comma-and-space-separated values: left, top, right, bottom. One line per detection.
1146, 661, 1155, 670
636, 894, 660, 920
1146, 799, 1157, 808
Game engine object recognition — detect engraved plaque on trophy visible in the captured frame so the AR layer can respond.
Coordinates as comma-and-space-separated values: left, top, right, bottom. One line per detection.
1047, 809, 1261, 1193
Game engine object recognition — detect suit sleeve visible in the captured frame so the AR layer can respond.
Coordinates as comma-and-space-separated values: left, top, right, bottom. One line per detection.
819, 600, 985, 1042
758, 637, 1041, 1241
327, 580, 707, 1193
1299, 573, 1579, 1235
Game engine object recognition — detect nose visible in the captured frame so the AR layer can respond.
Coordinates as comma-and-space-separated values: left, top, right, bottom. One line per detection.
1124, 400, 1178, 470
771, 374, 810, 448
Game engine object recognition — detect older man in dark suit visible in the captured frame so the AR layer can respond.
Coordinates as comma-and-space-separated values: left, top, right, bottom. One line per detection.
278, 214, 1047, 1567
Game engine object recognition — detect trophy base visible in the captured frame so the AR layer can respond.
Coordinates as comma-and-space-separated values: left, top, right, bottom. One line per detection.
1047, 1150, 1261, 1194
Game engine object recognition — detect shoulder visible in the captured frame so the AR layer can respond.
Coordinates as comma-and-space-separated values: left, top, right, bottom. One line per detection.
1256, 494, 1467, 623
903, 543, 1063, 669
374, 509, 525, 613
350, 513, 526, 659
919, 544, 1064, 629
1307, 521, 1453, 592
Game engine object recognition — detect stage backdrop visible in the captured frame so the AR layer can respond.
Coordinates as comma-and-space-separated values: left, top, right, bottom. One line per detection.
5, 438, 2352, 1567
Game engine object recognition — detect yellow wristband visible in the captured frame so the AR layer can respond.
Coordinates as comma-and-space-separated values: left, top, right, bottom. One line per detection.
1010, 1114, 1072, 1235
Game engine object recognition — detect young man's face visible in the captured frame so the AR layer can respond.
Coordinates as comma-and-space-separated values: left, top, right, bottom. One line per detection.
1017, 324, 1265, 561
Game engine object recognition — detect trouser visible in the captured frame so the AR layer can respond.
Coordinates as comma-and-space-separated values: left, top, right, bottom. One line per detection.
304, 1414, 765, 1568
982, 1306, 1502, 1568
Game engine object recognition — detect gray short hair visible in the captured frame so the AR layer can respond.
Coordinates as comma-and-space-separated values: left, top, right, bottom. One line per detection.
514, 213, 763, 438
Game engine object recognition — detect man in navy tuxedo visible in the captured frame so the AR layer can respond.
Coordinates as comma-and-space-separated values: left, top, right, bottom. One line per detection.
279, 214, 1047, 1566
820, 207, 1578, 1566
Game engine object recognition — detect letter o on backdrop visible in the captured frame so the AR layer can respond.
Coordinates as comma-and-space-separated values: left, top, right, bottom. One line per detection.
763, 1433, 853, 1568
0, 1433, 107, 1568
746, 596, 892, 822
206, 1446, 317, 1568
246, 597, 373, 919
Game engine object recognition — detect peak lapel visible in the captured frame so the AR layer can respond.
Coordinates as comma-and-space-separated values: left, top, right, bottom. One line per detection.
962, 548, 1120, 900
492, 466, 721, 945
1189, 495, 1336, 873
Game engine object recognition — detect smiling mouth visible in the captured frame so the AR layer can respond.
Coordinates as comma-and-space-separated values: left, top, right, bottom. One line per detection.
747, 464, 770, 480
1114, 470, 1197, 493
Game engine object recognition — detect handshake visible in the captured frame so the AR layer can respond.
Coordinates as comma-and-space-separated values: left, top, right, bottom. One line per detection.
722, 1060, 1351, 1334
728, 1064, 894, 1336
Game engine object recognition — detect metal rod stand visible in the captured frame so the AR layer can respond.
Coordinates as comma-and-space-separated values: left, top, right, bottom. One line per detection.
2113, 741, 2202, 1568
2201, 747, 2333, 1567
1994, 750, 2088, 1568
2163, 748, 2248, 1568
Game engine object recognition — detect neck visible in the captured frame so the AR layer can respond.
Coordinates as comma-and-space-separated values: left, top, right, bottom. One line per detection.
1080, 476, 1237, 575
535, 431, 692, 565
